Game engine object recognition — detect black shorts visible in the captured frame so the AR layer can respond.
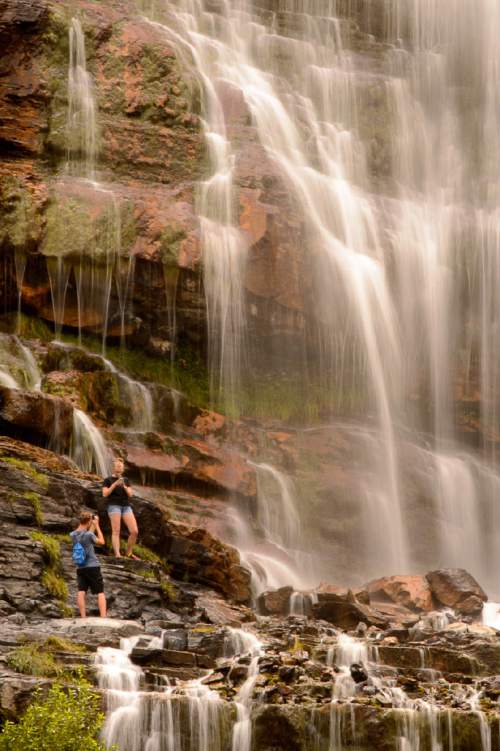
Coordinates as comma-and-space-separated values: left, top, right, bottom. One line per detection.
77, 566, 104, 594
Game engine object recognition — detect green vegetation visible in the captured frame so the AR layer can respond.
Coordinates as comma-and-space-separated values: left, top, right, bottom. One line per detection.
0, 682, 109, 751
42, 198, 94, 259
41, 195, 137, 261
42, 569, 69, 601
7, 644, 61, 678
7, 636, 88, 679
58, 330, 210, 409
24, 492, 44, 526
0, 312, 52, 340
161, 579, 177, 601
30, 532, 70, 614
43, 635, 90, 654
0, 457, 49, 489
31, 531, 61, 569
126, 542, 166, 568
137, 568, 156, 580
0, 176, 40, 250
160, 225, 187, 266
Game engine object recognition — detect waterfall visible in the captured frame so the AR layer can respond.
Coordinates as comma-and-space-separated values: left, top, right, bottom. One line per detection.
67, 17, 97, 179
139, 0, 500, 592
224, 463, 319, 595
96, 632, 253, 750
71, 409, 111, 476
0, 334, 42, 390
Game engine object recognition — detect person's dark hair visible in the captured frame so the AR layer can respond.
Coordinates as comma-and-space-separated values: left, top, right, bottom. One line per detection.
79, 511, 93, 525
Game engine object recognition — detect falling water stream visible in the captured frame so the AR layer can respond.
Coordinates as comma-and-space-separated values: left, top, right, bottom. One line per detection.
135, 0, 500, 596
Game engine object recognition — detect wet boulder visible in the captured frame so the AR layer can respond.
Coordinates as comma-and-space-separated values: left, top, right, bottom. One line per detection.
365, 575, 433, 613
426, 569, 487, 616
258, 586, 293, 616
0, 386, 73, 450
312, 590, 388, 630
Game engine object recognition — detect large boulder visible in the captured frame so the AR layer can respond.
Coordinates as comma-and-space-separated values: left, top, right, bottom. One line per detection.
257, 586, 293, 617
160, 522, 252, 605
0, 387, 73, 450
426, 569, 487, 616
365, 575, 433, 613
312, 591, 388, 630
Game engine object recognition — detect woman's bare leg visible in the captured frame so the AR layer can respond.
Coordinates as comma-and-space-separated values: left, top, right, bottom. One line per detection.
108, 512, 122, 557
122, 511, 138, 557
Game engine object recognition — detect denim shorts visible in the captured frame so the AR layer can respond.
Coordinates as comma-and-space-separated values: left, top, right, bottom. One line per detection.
107, 505, 133, 516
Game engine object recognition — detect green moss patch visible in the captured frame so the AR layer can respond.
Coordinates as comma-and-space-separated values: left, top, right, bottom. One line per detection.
24, 492, 44, 526
1, 457, 49, 489
30, 532, 70, 614
0, 177, 41, 251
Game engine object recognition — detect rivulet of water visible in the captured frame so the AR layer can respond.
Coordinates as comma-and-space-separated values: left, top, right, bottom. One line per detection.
67, 17, 97, 179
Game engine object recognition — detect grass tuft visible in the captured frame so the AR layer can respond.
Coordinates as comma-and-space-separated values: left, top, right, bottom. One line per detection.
1, 456, 49, 489
24, 492, 44, 526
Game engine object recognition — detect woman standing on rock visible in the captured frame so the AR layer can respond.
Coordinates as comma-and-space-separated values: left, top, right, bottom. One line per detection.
102, 457, 139, 559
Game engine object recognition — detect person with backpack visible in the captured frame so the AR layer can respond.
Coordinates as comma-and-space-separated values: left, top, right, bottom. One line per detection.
70, 511, 106, 618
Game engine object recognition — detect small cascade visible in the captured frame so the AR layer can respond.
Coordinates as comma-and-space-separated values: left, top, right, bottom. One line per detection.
231, 632, 263, 751
470, 689, 493, 751
96, 633, 241, 750
289, 591, 317, 617
71, 408, 111, 476
50, 342, 155, 432
0, 334, 42, 390
146, 9, 248, 414
67, 17, 97, 179
95, 640, 143, 748
46, 256, 72, 340
13, 249, 27, 334
99, 353, 154, 432
482, 602, 500, 630
226, 463, 319, 596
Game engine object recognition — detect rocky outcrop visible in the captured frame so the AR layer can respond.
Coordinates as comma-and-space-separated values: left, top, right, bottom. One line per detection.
312, 590, 389, 630
258, 586, 293, 616
0, 386, 73, 449
0, 435, 252, 612
366, 575, 434, 613
426, 569, 488, 617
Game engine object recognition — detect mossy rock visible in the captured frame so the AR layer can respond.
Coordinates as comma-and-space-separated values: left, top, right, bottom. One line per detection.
0, 177, 41, 251
160, 224, 187, 266
84, 370, 129, 424
41, 194, 137, 261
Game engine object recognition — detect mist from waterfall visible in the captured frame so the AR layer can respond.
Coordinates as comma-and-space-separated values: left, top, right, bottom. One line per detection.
146, 0, 500, 595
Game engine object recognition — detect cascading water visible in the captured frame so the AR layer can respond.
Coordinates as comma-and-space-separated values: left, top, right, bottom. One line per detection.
40, 19, 136, 352
71, 409, 111, 476
146, 0, 500, 594
67, 17, 97, 179
96, 630, 263, 751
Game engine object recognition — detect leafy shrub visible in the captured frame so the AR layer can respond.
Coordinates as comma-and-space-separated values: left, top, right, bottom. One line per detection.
0, 682, 109, 751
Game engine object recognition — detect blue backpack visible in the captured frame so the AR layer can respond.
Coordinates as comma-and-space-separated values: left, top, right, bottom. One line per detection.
72, 535, 87, 566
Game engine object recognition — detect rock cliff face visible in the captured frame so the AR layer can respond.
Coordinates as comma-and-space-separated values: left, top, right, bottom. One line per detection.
0, 0, 318, 371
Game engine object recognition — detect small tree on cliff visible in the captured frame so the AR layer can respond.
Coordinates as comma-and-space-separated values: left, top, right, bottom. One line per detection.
0, 681, 111, 751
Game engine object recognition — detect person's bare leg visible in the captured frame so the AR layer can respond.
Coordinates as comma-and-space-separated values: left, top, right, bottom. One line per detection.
123, 511, 138, 557
109, 512, 122, 557
77, 590, 86, 618
97, 592, 107, 617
